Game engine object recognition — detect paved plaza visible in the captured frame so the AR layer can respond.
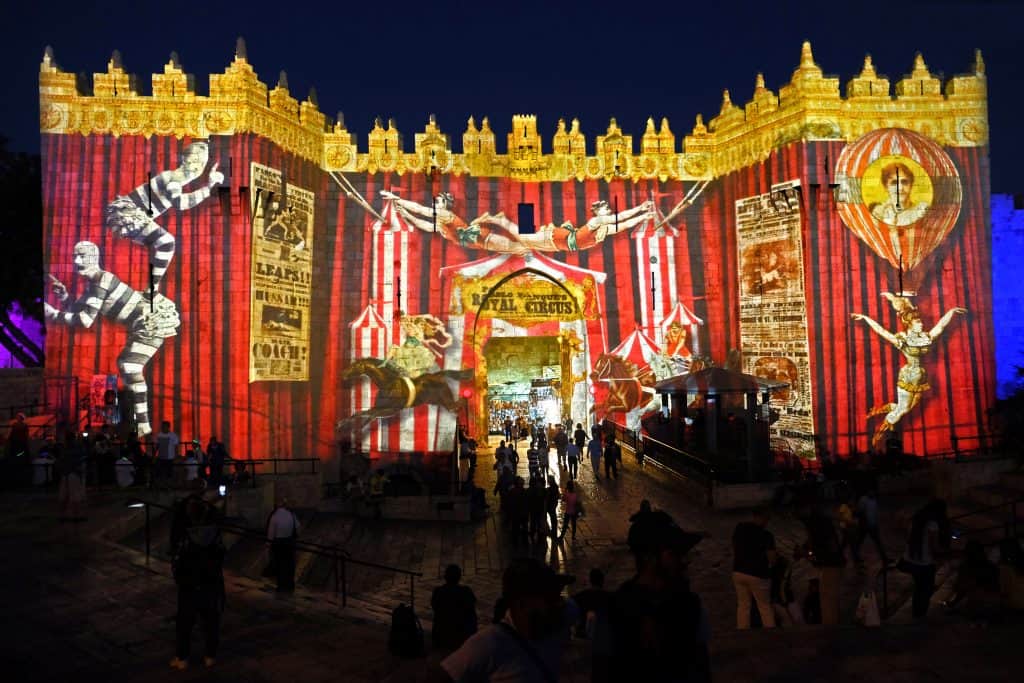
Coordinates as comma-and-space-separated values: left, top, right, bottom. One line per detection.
2, 438, 1022, 681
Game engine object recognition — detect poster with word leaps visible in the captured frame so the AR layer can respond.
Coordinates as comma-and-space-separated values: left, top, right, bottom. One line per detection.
249, 163, 313, 382
735, 181, 816, 458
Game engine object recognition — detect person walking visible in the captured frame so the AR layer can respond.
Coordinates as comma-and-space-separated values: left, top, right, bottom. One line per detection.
731, 509, 777, 629
572, 568, 612, 683
560, 481, 582, 542
266, 498, 300, 593
554, 425, 569, 468
527, 475, 547, 544
505, 477, 529, 545
573, 423, 588, 453
900, 498, 950, 618
545, 475, 560, 540
803, 504, 845, 625
430, 564, 478, 652
587, 436, 603, 481
170, 497, 225, 670
603, 435, 621, 480
207, 436, 228, 488
853, 489, 888, 565
566, 440, 581, 481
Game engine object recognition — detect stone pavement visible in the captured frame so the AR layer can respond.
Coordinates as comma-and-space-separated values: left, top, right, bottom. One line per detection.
2, 441, 1022, 682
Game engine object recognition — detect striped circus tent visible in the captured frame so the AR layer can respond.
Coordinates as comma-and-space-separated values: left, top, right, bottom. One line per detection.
348, 303, 389, 452
609, 326, 662, 369
660, 300, 704, 355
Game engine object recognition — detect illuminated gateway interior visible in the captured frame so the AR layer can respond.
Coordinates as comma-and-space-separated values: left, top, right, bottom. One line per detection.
38, 40, 994, 470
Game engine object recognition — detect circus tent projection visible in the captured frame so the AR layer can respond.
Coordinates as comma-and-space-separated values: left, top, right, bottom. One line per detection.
38, 42, 994, 464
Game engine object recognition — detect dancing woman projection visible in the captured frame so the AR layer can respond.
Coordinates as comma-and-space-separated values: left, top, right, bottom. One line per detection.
45, 242, 180, 436
850, 292, 966, 449
103, 141, 224, 289
380, 190, 528, 253
478, 199, 654, 252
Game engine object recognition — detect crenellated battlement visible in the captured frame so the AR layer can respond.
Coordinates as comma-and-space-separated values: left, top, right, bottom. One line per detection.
39, 40, 987, 181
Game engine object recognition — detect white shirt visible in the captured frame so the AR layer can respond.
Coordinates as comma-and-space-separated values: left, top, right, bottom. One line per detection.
267, 507, 299, 540
156, 431, 179, 460
183, 455, 198, 481
115, 456, 135, 488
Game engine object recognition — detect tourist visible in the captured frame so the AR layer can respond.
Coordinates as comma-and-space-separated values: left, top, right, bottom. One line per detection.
431, 564, 478, 652
603, 435, 621, 480
853, 489, 888, 565
587, 435, 603, 481
170, 497, 225, 670
187, 439, 207, 481
433, 557, 576, 682
124, 432, 147, 487
368, 470, 389, 518
545, 475, 561, 539
503, 416, 513, 442
57, 434, 87, 521
572, 568, 612, 682
837, 492, 859, 564
566, 440, 581, 481
266, 497, 300, 593
802, 504, 845, 625
609, 509, 710, 681
527, 440, 541, 480
183, 446, 199, 483
6, 412, 30, 460
207, 435, 228, 488
559, 481, 582, 542
731, 508, 777, 629
768, 548, 801, 626
554, 425, 569, 467
944, 540, 1000, 622
528, 475, 547, 544
900, 498, 950, 618
155, 421, 179, 487
573, 422, 588, 452
630, 499, 654, 525
537, 436, 550, 476
505, 477, 529, 545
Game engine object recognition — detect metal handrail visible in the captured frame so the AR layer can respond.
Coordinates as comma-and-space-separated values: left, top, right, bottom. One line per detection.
129, 497, 422, 608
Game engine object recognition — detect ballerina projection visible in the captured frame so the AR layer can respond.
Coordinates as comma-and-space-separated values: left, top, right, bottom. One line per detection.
851, 293, 966, 449
379, 190, 654, 254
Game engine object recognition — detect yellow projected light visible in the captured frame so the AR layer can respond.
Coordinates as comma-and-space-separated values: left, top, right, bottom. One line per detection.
861, 155, 933, 228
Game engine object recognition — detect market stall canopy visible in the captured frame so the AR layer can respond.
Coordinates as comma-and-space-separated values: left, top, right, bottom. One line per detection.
655, 367, 788, 394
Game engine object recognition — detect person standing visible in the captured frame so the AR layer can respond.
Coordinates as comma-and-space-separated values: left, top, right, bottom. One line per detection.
731, 509, 777, 629
207, 436, 228, 488
587, 436, 603, 481
155, 421, 179, 487
608, 510, 710, 682
901, 498, 950, 618
503, 416, 513, 442
603, 436, 621, 480
527, 475, 547, 544
566, 440, 581, 481
431, 564, 478, 652
57, 434, 87, 521
572, 568, 612, 683
7, 412, 30, 460
169, 497, 225, 670
115, 451, 136, 488
266, 498, 300, 593
803, 505, 845, 625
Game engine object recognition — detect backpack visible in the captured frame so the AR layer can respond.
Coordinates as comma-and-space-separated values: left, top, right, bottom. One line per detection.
389, 603, 424, 657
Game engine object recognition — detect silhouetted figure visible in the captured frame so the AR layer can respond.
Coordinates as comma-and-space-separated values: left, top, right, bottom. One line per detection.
170, 497, 225, 670
431, 564, 478, 652
901, 498, 950, 618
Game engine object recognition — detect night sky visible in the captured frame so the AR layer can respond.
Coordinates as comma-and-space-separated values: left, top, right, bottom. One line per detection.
4, 0, 1023, 194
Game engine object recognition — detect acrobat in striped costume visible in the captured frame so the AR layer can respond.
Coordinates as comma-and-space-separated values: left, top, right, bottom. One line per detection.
45, 242, 180, 436
103, 141, 223, 289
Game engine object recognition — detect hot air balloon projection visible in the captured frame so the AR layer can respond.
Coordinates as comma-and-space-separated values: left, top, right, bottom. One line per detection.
834, 128, 962, 273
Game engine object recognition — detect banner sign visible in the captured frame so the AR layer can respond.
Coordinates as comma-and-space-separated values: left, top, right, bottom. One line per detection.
249, 163, 314, 382
735, 181, 816, 457
456, 272, 597, 326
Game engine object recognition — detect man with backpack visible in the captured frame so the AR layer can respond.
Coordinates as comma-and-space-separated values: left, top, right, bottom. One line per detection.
169, 497, 225, 670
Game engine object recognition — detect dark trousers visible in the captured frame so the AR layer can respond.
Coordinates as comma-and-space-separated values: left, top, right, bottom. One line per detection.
852, 525, 888, 562
568, 458, 579, 480
271, 538, 296, 591
560, 513, 578, 539
547, 509, 558, 538
529, 509, 545, 541
907, 562, 937, 617
604, 457, 618, 479
176, 586, 222, 659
